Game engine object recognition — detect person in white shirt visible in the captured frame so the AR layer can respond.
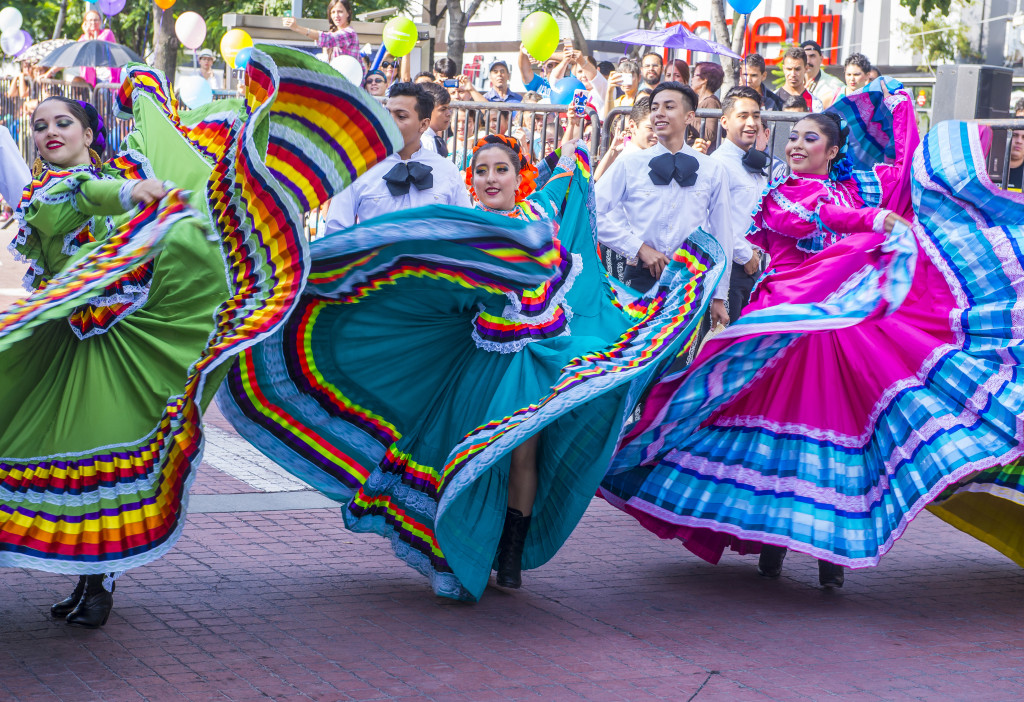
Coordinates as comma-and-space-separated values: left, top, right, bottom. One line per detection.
594, 96, 657, 183
327, 82, 472, 230
710, 86, 769, 323
419, 82, 453, 157
596, 81, 732, 327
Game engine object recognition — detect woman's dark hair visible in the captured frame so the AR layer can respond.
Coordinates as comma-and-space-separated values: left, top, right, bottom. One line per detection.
470, 140, 520, 173
800, 112, 847, 152
32, 96, 108, 155
694, 62, 724, 95
667, 59, 690, 84
433, 57, 458, 78
326, 0, 353, 32
844, 53, 871, 74
388, 82, 434, 121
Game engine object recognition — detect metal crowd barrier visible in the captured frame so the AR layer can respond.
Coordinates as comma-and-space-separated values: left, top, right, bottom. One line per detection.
973, 119, 1024, 191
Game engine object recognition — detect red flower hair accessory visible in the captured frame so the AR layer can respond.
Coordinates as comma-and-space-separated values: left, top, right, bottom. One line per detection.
465, 134, 539, 202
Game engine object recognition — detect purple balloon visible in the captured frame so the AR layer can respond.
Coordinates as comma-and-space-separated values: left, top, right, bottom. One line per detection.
13, 30, 31, 58
97, 0, 127, 16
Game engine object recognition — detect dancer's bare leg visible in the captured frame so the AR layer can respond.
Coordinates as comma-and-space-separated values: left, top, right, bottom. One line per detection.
508, 434, 539, 515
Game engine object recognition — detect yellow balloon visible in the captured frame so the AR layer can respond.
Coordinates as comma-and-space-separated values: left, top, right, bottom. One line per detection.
382, 17, 417, 58
220, 28, 253, 69
521, 12, 559, 62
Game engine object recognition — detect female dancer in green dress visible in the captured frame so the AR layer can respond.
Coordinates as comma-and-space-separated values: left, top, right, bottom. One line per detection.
0, 47, 399, 627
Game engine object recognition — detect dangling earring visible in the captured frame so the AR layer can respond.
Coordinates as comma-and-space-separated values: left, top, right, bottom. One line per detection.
32, 157, 45, 178
89, 148, 101, 167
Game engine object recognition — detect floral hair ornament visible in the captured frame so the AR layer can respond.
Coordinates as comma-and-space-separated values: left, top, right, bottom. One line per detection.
828, 113, 853, 182
466, 134, 539, 202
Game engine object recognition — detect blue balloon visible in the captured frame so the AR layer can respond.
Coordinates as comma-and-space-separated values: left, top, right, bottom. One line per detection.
550, 76, 585, 106
727, 0, 762, 13
179, 75, 213, 108
234, 46, 252, 70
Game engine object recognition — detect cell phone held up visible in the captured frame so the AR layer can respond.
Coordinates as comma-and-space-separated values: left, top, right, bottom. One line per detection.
571, 89, 588, 117
442, 79, 458, 88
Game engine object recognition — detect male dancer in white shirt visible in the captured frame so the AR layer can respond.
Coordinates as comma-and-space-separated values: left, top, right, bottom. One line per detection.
710, 86, 768, 322
327, 82, 471, 230
418, 82, 453, 157
596, 81, 733, 327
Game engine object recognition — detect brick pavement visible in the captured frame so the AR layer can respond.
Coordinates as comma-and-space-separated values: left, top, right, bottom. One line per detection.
4, 222, 1024, 701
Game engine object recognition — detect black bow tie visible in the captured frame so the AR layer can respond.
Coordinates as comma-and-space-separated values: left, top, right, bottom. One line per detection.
383, 161, 433, 196
741, 148, 770, 176
434, 134, 448, 158
649, 151, 699, 187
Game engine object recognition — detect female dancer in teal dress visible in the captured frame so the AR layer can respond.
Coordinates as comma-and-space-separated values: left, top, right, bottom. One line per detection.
218, 134, 726, 600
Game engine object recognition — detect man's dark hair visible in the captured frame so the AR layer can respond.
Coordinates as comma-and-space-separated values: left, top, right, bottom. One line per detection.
388, 82, 434, 121
629, 95, 651, 123
743, 53, 767, 74
421, 81, 450, 107
641, 51, 664, 66
1014, 97, 1024, 116
783, 47, 807, 66
649, 81, 698, 113
780, 92, 808, 111
844, 53, 871, 74
722, 86, 762, 114
694, 62, 724, 95
597, 60, 615, 78
433, 57, 458, 78
413, 71, 435, 82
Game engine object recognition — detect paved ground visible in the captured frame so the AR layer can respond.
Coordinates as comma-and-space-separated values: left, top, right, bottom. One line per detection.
3, 228, 1024, 701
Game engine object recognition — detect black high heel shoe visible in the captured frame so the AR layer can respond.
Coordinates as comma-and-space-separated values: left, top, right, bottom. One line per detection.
757, 545, 788, 578
66, 574, 114, 628
50, 576, 87, 619
495, 508, 531, 589
818, 560, 845, 588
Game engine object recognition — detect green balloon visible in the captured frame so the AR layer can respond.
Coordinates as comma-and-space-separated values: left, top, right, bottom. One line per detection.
383, 17, 417, 58
521, 12, 559, 62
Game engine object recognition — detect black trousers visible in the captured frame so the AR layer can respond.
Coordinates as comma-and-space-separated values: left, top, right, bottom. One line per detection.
727, 261, 759, 323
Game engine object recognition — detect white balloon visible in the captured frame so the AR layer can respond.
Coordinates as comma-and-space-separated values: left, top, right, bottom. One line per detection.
174, 12, 207, 51
0, 28, 26, 56
178, 75, 213, 109
330, 54, 364, 86
0, 7, 22, 35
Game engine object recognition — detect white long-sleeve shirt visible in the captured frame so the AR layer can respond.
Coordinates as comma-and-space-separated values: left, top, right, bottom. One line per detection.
595, 141, 733, 299
326, 147, 471, 230
710, 138, 768, 266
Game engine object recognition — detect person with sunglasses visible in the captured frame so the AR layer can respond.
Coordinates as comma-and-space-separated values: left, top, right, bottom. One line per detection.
284, 0, 360, 62
363, 69, 388, 97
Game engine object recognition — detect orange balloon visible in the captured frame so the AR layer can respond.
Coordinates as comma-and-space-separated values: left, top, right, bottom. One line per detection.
154, 0, 176, 9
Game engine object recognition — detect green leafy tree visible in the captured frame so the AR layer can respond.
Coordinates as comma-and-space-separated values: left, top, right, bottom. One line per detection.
900, 6, 976, 72
900, 0, 953, 20
635, 0, 694, 31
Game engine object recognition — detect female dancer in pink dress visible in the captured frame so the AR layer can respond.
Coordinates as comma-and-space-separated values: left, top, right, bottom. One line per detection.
600, 82, 1024, 587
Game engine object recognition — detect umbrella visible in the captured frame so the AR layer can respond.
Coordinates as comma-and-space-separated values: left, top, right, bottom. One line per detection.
17, 38, 73, 65
37, 39, 142, 68
612, 26, 742, 60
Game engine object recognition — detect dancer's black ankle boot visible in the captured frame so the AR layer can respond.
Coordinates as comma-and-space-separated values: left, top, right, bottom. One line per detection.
495, 507, 531, 589
66, 574, 114, 628
50, 576, 87, 619
758, 545, 788, 578
818, 560, 845, 588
